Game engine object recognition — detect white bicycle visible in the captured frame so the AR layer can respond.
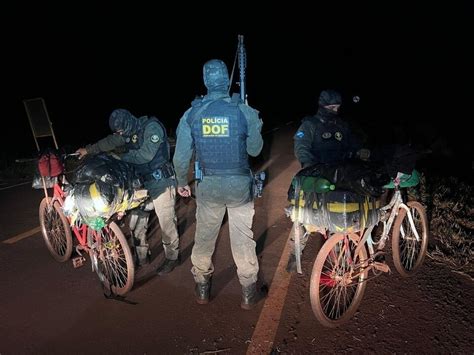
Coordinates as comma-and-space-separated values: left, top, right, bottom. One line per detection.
290, 175, 429, 327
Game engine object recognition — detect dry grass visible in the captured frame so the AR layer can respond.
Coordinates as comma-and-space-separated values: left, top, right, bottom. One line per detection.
425, 176, 474, 279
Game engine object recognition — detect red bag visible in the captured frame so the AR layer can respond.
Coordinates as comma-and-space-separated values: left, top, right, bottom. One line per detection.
38, 151, 64, 177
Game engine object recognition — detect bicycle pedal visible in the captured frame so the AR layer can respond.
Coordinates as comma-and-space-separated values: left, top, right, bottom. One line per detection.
72, 256, 86, 268
373, 262, 391, 273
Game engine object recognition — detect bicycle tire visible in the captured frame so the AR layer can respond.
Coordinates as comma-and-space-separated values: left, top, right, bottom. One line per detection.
39, 197, 73, 262
310, 233, 368, 328
92, 221, 135, 295
392, 201, 428, 277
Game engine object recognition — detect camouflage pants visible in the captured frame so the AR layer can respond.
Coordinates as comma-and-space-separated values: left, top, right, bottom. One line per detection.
130, 185, 179, 262
153, 185, 179, 260
191, 197, 258, 287
129, 208, 151, 263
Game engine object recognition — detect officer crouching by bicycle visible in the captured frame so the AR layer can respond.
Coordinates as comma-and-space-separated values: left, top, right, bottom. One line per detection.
76, 109, 180, 274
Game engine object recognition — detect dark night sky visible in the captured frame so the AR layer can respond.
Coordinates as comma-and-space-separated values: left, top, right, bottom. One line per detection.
3, 3, 471, 169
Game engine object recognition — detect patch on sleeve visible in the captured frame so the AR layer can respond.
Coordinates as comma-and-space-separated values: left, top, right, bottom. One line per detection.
295, 131, 305, 138
150, 134, 160, 143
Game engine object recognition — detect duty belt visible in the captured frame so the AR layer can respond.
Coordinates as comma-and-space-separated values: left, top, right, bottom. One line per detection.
203, 168, 251, 176
143, 163, 175, 182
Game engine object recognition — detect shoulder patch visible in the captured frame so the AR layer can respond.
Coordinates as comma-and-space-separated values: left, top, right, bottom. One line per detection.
295, 131, 305, 138
150, 134, 160, 143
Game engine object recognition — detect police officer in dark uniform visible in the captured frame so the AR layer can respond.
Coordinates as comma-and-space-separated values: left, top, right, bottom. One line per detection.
76, 109, 180, 273
173, 59, 264, 310
288, 89, 368, 272
294, 89, 363, 167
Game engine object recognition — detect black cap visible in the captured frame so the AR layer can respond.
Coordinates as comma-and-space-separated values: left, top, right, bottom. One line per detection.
319, 89, 342, 106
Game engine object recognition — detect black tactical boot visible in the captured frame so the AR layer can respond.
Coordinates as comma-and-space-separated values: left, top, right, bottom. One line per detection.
286, 254, 297, 273
241, 283, 259, 310
156, 256, 180, 275
195, 281, 211, 305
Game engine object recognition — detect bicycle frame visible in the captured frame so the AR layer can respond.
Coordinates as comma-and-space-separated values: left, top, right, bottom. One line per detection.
46, 179, 86, 262
48, 178, 85, 243
47, 177, 109, 267
349, 188, 421, 275
303, 177, 429, 327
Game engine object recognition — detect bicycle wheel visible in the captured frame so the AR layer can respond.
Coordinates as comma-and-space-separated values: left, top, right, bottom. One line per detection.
392, 201, 428, 277
310, 233, 368, 328
92, 222, 135, 295
39, 197, 73, 262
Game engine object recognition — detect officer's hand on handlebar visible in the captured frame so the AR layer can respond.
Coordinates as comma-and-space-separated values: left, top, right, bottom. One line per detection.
76, 148, 88, 160
177, 185, 191, 197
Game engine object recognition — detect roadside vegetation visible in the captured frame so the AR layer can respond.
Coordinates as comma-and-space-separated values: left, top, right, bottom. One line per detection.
424, 175, 473, 280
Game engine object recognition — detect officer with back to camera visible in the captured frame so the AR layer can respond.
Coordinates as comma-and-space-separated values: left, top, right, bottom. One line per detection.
173, 59, 264, 309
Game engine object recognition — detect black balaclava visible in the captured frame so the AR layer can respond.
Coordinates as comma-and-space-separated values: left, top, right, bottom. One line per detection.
317, 89, 342, 122
108, 109, 138, 137
203, 59, 230, 94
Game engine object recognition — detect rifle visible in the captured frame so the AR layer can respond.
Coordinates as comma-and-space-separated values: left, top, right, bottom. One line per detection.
238, 34, 247, 104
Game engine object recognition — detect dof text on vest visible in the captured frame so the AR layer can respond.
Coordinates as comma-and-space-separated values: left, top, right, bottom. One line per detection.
189, 98, 248, 170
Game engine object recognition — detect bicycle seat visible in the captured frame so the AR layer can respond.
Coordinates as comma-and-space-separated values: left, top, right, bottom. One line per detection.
383, 169, 420, 189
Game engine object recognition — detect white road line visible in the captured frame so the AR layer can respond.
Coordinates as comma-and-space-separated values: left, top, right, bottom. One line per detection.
247, 230, 294, 354
0, 181, 31, 191
3, 226, 42, 244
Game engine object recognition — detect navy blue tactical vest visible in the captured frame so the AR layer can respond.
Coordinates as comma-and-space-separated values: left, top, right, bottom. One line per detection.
187, 97, 248, 172
306, 115, 353, 164
125, 117, 170, 176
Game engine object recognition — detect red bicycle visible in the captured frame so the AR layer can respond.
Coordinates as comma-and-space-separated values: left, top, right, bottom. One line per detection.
38, 165, 135, 296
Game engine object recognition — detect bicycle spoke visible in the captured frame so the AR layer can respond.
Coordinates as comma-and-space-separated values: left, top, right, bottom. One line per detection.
97, 229, 129, 289
392, 201, 428, 277
400, 209, 422, 270
318, 239, 361, 320
46, 209, 66, 255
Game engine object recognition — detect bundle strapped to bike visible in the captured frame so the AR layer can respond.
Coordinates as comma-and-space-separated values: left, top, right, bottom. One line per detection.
288, 184, 381, 234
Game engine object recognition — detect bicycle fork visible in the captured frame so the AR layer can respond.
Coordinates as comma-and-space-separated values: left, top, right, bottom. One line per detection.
399, 204, 421, 242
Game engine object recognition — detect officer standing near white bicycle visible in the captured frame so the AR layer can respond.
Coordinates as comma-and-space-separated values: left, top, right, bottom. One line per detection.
76, 109, 180, 274
288, 89, 370, 272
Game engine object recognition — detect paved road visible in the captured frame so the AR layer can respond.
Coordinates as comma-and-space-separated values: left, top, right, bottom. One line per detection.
0, 123, 301, 354
1, 123, 472, 354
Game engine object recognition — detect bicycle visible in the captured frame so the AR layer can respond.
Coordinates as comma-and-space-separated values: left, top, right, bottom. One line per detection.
288, 171, 429, 328
38, 154, 135, 296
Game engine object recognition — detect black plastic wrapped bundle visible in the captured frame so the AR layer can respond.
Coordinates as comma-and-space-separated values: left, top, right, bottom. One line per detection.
65, 153, 146, 229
